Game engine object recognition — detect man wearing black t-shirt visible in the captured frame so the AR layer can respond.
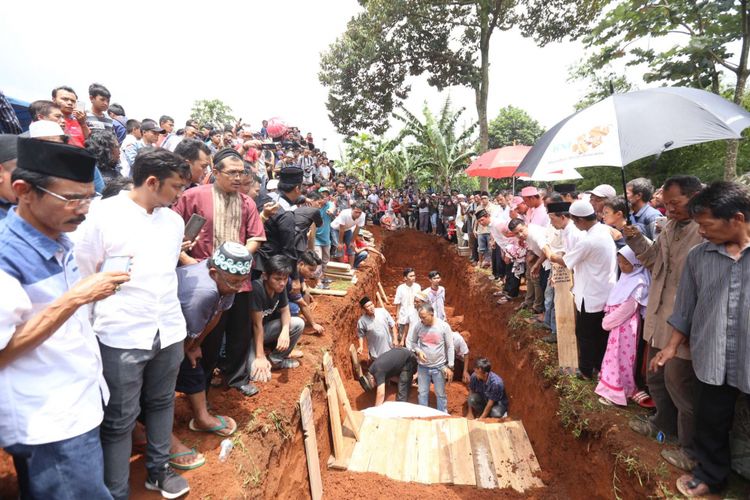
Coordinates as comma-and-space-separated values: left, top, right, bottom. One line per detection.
247, 255, 305, 384
361, 347, 417, 406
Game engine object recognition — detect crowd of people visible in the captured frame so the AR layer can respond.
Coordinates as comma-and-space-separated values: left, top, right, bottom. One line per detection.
0, 81, 749, 499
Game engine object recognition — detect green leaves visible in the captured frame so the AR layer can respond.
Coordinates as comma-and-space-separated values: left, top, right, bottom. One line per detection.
487, 105, 545, 149
189, 99, 236, 128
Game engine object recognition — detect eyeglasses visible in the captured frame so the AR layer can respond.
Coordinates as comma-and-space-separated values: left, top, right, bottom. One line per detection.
217, 272, 247, 291
219, 169, 247, 178
36, 186, 97, 208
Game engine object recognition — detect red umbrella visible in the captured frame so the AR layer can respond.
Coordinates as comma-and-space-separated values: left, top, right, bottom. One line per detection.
266, 117, 288, 139
465, 145, 532, 178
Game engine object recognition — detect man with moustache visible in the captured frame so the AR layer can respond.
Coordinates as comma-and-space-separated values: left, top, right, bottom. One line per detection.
75, 149, 192, 499
0, 138, 129, 498
51, 85, 90, 147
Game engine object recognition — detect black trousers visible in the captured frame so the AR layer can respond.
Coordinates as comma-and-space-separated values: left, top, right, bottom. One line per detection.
575, 300, 608, 378
468, 392, 507, 418
538, 267, 550, 303
396, 360, 418, 402
202, 291, 251, 389
504, 265, 521, 298
692, 380, 742, 491
491, 245, 506, 279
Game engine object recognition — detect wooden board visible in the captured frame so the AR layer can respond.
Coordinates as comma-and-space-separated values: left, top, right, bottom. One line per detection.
327, 387, 345, 468
322, 352, 334, 387
337, 411, 364, 470
401, 419, 421, 483
348, 416, 382, 472
309, 288, 347, 297
349, 343, 363, 379
434, 419, 454, 484
327, 261, 352, 272
446, 418, 476, 486
385, 418, 412, 480
376, 290, 385, 308
468, 420, 499, 489
552, 265, 578, 370
378, 282, 389, 303
333, 367, 360, 441
415, 420, 440, 485
299, 388, 323, 500
484, 424, 516, 490
504, 421, 544, 490
367, 417, 399, 475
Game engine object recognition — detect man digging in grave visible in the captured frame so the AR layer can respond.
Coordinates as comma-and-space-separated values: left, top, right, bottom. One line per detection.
359, 347, 418, 407
467, 357, 509, 419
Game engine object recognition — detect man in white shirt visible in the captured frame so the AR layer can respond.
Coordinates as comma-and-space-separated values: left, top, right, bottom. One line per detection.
0, 138, 130, 499
330, 202, 365, 262
547, 200, 617, 379
394, 267, 421, 345
75, 149, 192, 499
509, 218, 549, 315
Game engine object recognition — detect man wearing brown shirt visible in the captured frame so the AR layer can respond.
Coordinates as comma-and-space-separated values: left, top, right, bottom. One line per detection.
623, 175, 703, 471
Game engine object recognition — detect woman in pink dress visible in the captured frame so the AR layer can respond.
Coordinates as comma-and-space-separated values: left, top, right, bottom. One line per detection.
595, 246, 650, 406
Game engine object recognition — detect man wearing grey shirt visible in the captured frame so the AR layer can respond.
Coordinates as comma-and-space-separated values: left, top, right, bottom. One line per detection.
356, 296, 397, 360
652, 182, 750, 498
407, 303, 454, 412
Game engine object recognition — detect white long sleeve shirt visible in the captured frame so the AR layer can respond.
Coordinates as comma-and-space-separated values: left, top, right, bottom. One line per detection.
74, 192, 187, 350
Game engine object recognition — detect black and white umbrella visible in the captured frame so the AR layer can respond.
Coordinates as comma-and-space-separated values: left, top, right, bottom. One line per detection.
516, 87, 750, 189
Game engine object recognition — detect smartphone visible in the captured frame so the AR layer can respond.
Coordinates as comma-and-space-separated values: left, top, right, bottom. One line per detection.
101, 256, 131, 273
76, 101, 86, 113
184, 214, 207, 241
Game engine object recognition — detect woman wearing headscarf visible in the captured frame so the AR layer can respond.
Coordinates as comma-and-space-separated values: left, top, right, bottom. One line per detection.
595, 246, 651, 406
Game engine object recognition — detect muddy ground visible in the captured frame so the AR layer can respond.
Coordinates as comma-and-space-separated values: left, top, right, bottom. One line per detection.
0, 227, 699, 499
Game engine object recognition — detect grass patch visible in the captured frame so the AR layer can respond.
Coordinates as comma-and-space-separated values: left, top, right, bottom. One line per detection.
554, 374, 600, 438
613, 448, 670, 499
328, 280, 353, 291
268, 410, 291, 440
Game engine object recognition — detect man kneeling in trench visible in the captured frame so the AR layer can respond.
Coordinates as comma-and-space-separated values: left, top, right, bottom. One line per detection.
467, 357, 509, 419
360, 347, 417, 406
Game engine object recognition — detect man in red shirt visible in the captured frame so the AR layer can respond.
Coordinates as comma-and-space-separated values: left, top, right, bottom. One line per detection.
51, 86, 90, 148
172, 148, 266, 396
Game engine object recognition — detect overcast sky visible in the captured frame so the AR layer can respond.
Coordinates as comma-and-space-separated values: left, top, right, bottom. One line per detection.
1, 0, 597, 159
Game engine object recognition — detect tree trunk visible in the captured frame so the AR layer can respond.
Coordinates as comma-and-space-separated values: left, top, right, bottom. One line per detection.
476, 3, 491, 192
724, 0, 750, 181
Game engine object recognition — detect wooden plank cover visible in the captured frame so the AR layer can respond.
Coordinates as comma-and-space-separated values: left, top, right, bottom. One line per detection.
552, 265, 578, 370
332, 367, 360, 441
504, 421, 544, 490
326, 387, 345, 469
367, 417, 399, 475
326, 261, 352, 271
386, 418, 412, 480
434, 419, 454, 484
309, 287, 347, 297
414, 419, 439, 484
485, 423, 517, 491
401, 419, 421, 483
468, 420, 499, 489
447, 418, 476, 486
299, 388, 323, 500
348, 416, 381, 472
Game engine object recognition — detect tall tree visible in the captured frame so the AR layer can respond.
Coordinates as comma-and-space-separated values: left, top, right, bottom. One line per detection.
190, 99, 236, 128
394, 97, 477, 191
319, 0, 604, 190
576, 0, 750, 180
488, 105, 545, 149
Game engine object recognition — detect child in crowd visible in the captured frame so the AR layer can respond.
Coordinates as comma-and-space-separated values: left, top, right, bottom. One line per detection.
425, 270, 446, 320
394, 267, 421, 345
445, 216, 457, 243
595, 247, 651, 406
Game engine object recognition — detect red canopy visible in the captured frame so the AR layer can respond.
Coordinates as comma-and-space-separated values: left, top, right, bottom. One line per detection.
465, 145, 532, 179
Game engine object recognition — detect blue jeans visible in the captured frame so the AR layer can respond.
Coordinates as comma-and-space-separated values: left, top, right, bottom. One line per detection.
544, 282, 556, 335
354, 250, 368, 268
417, 364, 448, 413
331, 228, 354, 258
477, 233, 491, 255
6, 426, 113, 500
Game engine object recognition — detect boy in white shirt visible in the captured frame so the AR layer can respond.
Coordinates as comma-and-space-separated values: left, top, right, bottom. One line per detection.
393, 267, 421, 345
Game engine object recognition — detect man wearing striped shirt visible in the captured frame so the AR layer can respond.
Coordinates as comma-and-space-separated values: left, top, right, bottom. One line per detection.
653, 181, 750, 497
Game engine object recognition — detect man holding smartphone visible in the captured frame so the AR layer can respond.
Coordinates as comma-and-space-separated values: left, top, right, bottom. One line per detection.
0, 138, 129, 499
75, 149, 192, 499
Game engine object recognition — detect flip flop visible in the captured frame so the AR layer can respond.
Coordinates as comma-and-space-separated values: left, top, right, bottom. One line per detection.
675, 475, 712, 498
189, 415, 237, 437
598, 396, 615, 406
169, 449, 206, 470
631, 390, 656, 408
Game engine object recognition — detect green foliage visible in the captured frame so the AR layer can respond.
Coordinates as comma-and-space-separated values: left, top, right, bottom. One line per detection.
190, 99, 236, 128
487, 105, 545, 149
319, 0, 605, 137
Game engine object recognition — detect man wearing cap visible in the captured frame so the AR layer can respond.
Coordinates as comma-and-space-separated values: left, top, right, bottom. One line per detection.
172, 148, 266, 396
554, 183, 578, 203
547, 199, 617, 379
0, 138, 130, 498
0, 135, 18, 219
520, 186, 550, 227
585, 184, 617, 219
170, 242, 254, 469
75, 149, 193, 499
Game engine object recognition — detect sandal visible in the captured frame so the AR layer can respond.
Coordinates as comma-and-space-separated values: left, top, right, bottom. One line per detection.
189, 415, 237, 437
496, 297, 508, 305
631, 390, 656, 409
598, 396, 615, 406
169, 448, 206, 470
676, 475, 711, 498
